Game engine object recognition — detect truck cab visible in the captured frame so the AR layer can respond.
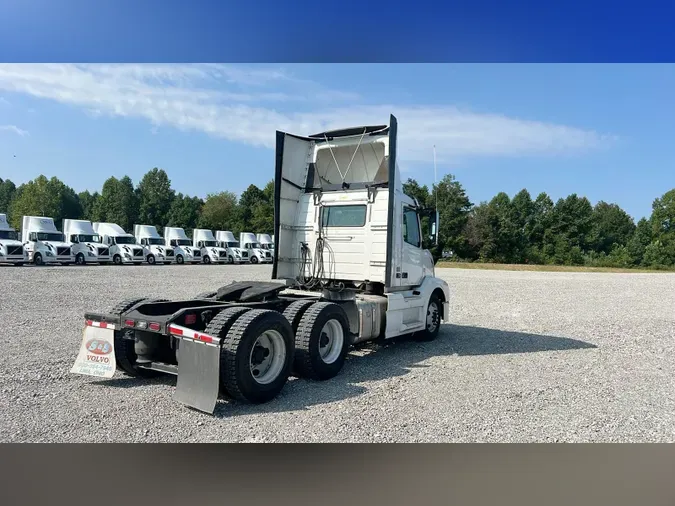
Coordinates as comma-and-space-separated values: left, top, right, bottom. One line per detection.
134, 224, 174, 265
257, 233, 274, 256
164, 226, 201, 264
63, 219, 111, 265
193, 229, 228, 264
215, 230, 249, 263
240, 232, 272, 264
93, 222, 145, 265
0, 213, 27, 266
22, 216, 74, 265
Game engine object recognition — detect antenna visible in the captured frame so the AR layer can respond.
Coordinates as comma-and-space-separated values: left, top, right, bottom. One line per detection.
433, 145, 439, 246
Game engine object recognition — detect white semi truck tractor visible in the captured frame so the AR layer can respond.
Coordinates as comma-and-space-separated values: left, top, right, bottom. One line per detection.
71, 115, 450, 415
0, 213, 27, 266
216, 230, 249, 264
22, 216, 74, 265
92, 222, 146, 265
193, 228, 228, 264
164, 226, 201, 265
240, 232, 272, 264
257, 233, 274, 256
63, 219, 111, 265
134, 224, 174, 265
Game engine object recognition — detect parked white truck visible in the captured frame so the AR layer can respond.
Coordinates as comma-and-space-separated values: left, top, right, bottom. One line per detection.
215, 230, 249, 263
240, 232, 272, 264
134, 224, 174, 265
257, 233, 274, 255
71, 115, 450, 415
93, 222, 145, 265
22, 216, 74, 265
164, 226, 201, 264
193, 228, 228, 264
0, 213, 27, 266
63, 219, 111, 265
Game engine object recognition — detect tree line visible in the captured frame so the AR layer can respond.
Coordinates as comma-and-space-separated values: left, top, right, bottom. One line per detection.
0, 169, 274, 237
403, 174, 675, 270
1, 169, 674, 269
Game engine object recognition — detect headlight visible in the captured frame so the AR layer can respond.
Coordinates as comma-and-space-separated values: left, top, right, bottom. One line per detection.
88, 252, 95, 257
46, 252, 54, 256
125, 254, 131, 259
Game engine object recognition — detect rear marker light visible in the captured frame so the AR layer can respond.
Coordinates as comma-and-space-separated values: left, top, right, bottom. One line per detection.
136, 321, 148, 329
148, 322, 161, 331
185, 314, 197, 325
124, 319, 135, 327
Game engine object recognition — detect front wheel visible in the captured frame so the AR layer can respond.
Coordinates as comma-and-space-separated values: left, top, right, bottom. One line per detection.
147, 254, 156, 265
176, 255, 184, 264
213, 309, 295, 404
75, 253, 86, 265
413, 292, 442, 342
33, 253, 43, 266
250, 256, 258, 264
113, 254, 122, 265
203, 255, 211, 264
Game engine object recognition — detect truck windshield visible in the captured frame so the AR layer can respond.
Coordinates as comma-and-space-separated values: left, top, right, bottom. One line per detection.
172, 239, 191, 246
36, 232, 64, 241
0, 230, 19, 241
77, 234, 101, 243
250, 243, 262, 249
260, 243, 273, 250
202, 241, 218, 247
0, 230, 18, 240
146, 238, 163, 245
115, 236, 136, 244
226, 241, 239, 247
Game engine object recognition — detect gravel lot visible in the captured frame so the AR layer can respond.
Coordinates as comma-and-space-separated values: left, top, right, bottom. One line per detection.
1, 263, 674, 442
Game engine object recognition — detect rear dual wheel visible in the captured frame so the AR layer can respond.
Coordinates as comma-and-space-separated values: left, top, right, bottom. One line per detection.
204, 308, 295, 404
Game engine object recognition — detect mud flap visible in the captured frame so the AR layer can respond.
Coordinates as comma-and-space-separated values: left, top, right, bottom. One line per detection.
172, 332, 222, 414
71, 322, 117, 378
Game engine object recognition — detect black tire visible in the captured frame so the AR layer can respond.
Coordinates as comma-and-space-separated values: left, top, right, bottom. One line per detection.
147, 254, 156, 265
216, 309, 294, 404
282, 299, 316, 335
413, 292, 442, 342
75, 253, 86, 265
250, 256, 258, 264
293, 302, 351, 381
203, 255, 211, 264
113, 254, 122, 265
202, 307, 251, 397
110, 297, 170, 378
34, 253, 43, 265
228, 256, 234, 264
176, 255, 184, 264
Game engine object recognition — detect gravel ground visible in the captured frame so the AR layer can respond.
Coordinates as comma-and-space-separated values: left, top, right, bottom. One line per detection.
1, 263, 674, 442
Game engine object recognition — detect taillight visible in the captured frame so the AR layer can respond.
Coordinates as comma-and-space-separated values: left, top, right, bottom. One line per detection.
124, 319, 135, 327
148, 322, 161, 331
185, 313, 197, 325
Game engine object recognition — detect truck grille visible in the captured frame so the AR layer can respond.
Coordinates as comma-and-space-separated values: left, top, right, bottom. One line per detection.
165, 249, 174, 257
98, 247, 109, 256
219, 250, 227, 258
265, 252, 271, 258
7, 245, 23, 256
133, 248, 143, 256
193, 250, 201, 257
242, 251, 248, 257
57, 246, 71, 256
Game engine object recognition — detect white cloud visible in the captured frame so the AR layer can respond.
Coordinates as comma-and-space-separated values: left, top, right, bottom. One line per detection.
0, 64, 615, 165
0, 124, 28, 136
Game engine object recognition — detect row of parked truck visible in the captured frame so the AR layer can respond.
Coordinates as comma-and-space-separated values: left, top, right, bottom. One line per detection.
0, 213, 275, 266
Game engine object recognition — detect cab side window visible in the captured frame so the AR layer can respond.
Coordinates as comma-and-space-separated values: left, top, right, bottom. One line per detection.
403, 207, 421, 248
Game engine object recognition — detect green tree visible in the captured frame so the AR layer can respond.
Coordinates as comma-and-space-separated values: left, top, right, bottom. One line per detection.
198, 191, 240, 231
589, 201, 636, 255
93, 176, 139, 231
250, 180, 274, 233
237, 184, 266, 231
510, 189, 534, 263
78, 190, 101, 221
430, 174, 473, 258
8, 175, 82, 229
0, 178, 17, 220
644, 189, 675, 267
626, 217, 653, 266
544, 194, 594, 264
166, 193, 204, 230
526, 192, 555, 262
136, 168, 175, 230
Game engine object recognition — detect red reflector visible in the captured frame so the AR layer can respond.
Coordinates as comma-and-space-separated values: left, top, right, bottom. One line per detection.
197, 334, 213, 344
148, 322, 161, 331
85, 319, 93, 326
185, 314, 197, 325
124, 319, 135, 327
169, 326, 183, 336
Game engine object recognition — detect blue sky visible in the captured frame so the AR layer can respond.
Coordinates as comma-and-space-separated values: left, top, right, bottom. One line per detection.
0, 63, 674, 221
